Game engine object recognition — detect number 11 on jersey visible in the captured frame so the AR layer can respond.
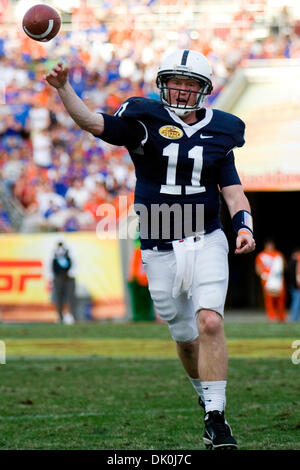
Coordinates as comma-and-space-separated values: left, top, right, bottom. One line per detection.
160, 143, 206, 195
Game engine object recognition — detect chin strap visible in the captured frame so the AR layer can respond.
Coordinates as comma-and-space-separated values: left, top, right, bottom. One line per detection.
173, 108, 194, 117
163, 99, 205, 117
166, 105, 196, 117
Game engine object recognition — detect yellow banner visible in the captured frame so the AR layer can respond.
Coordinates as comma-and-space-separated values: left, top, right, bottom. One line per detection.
0, 232, 125, 321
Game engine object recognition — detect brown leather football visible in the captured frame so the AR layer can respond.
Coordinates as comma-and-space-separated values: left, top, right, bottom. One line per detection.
22, 4, 61, 42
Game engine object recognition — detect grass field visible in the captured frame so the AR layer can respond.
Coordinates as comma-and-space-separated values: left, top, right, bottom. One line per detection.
0, 320, 300, 450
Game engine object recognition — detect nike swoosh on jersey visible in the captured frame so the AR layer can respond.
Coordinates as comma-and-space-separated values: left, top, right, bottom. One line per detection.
200, 134, 213, 139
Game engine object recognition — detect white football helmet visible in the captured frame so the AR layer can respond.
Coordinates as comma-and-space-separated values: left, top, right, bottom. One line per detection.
156, 49, 213, 117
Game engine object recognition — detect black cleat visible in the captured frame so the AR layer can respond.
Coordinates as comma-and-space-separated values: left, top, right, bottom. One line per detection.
203, 410, 237, 450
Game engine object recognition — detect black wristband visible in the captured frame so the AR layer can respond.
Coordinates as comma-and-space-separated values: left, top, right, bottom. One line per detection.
232, 210, 253, 235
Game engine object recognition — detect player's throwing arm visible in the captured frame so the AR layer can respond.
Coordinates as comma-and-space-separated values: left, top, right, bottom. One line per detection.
44, 62, 104, 136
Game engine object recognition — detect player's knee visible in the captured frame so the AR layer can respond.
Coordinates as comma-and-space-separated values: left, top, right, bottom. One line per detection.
197, 309, 223, 336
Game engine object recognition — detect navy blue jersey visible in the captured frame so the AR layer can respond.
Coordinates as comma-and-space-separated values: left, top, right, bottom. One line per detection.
99, 97, 245, 249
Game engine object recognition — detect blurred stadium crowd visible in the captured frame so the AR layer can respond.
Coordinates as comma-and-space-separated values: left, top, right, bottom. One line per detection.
1, 0, 300, 233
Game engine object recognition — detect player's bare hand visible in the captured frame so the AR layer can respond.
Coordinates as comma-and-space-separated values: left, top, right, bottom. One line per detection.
43, 62, 69, 89
235, 231, 256, 255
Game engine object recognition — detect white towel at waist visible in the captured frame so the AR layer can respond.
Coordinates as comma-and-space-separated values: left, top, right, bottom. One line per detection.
172, 234, 203, 299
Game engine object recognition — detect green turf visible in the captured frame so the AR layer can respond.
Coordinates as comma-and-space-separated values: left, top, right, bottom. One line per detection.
1, 320, 300, 339
0, 321, 300, 450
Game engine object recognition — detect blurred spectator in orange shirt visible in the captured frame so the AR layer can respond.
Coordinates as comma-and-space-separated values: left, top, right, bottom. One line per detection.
255, 239, 286, 322
83, 182, 107, 220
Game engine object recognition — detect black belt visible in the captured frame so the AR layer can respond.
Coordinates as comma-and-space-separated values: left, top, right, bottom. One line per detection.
152, 234, 203, 252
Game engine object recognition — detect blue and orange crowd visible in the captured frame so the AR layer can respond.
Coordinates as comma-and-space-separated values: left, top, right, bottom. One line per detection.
0, 1, 300, 233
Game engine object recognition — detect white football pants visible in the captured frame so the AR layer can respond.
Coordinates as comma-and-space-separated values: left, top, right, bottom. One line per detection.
141, 229, 229, 342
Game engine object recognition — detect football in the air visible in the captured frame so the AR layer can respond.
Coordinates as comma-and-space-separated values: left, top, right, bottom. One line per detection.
22, 4, 61, 42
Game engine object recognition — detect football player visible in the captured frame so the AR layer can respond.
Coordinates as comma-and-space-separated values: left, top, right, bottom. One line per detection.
44, 49, 256, 450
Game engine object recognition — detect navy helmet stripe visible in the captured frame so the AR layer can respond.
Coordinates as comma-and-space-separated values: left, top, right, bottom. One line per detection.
181, 50, 189, 65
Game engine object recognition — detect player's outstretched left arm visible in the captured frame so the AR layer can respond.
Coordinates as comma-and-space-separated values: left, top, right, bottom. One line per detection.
221, 185, 256, 255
